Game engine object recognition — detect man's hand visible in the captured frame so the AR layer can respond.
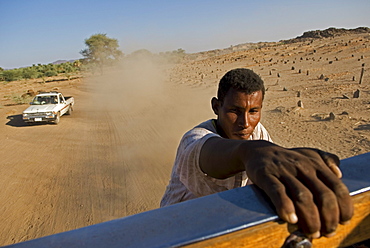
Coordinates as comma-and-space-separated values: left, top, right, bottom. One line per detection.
200, 137, 353, 238
243, 141, 353, 238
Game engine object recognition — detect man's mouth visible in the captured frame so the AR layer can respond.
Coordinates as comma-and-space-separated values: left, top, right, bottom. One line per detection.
234, 132, 251, 139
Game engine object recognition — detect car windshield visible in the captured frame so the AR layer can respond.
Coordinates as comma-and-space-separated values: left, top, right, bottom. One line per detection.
32, 96, 58, 105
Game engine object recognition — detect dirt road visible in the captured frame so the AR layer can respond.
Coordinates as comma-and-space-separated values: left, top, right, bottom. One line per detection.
0, 62, 215, 245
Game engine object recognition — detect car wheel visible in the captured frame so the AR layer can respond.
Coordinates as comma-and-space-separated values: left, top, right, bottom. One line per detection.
66, 105, 73, 115
54, 112, 60, 124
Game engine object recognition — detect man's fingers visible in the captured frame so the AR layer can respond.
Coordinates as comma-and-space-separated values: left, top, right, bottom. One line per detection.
327, 164, 342, 178
318, 150, 342, 178
281, 174, 322, 237
317, 169, 354, 224
258, 176, 298, 224
300, 174, 340, 236
248, 147, 353, 240
297, 148, 352, 224
291, 148, 342, 178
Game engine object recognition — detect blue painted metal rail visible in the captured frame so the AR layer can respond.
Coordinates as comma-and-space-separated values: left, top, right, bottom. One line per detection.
3, 152, 370, 248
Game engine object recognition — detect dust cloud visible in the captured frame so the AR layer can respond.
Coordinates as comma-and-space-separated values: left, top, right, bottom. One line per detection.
92, 59, 168, 111
83, 58, 216, 214
90, 58, 215, 125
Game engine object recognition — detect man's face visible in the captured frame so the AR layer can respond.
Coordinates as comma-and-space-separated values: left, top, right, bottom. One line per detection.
212, 88, 263, 140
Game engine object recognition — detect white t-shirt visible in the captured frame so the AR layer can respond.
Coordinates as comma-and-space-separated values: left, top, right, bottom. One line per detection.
160, 119, 272, 207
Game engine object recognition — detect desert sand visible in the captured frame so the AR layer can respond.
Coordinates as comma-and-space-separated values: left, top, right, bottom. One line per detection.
0, 32, 369, 245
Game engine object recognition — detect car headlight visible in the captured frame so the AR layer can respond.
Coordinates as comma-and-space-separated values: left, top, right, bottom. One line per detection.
45, 112, 55, 118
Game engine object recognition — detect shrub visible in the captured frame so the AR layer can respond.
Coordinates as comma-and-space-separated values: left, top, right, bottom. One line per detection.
44, 70, 58, 77
22, 68, 39, 79
3, 69, 23, 81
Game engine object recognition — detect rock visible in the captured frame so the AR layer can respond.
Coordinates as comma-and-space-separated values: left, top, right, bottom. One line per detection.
21, 89, 36, 98
329, 112, 336, 121
353, 89, 360, 98
297, 100, 304, 108
272, 106, 286, 113
6, 109, 17, 115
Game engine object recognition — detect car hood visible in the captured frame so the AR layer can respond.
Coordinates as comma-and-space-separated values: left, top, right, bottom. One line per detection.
23, 104, 57, 113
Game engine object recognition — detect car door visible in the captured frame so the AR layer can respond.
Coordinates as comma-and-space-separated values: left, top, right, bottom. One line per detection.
59, 94, 69, 115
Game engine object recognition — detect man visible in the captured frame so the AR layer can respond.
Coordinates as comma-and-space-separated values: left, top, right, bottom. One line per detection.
160, 68, 353, 239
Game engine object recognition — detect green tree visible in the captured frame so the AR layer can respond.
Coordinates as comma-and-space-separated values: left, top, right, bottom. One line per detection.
44, 70, 58, 77
80, 34, 123, 70
22, 67, 39, 79
158, 48, 186, 63
0, 67, 4, 81
3, 69, 24, 81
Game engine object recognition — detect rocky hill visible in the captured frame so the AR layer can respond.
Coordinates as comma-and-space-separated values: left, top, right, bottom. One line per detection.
282, 27, 370, 43
188, 27, 370, 60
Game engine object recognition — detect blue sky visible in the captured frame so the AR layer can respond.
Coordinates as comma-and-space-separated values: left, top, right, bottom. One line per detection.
1, 0, 369, 69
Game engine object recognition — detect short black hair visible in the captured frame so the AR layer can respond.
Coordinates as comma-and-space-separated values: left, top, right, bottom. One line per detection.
217, 68, 265, 103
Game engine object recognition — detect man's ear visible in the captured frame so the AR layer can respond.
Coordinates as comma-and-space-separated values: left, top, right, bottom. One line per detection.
211, 97, 220, 115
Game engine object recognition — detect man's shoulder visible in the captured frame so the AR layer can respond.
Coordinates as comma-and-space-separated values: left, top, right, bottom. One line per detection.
180, 119, 219, 145
185, 119, 218, 137
195, 119, 217, 132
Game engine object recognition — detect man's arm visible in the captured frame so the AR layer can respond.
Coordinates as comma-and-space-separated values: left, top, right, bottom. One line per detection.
199, 137, 353, 239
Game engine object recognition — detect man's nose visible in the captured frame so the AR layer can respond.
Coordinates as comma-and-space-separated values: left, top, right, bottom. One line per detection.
239, 113, 249, 128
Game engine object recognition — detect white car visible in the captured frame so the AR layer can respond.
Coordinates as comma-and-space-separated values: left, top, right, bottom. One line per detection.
22, 92, 74, 124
